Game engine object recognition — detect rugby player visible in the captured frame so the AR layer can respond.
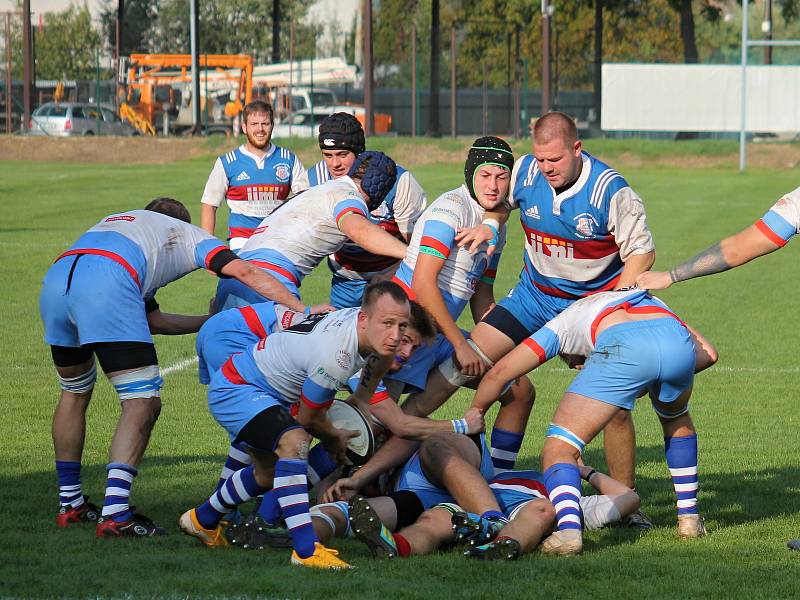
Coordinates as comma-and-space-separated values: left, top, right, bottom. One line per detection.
40, 198, 307, 538
179, 282, 410, 570
309, 112, 426, 308
391, 136, 536, 475
637, 186, 800, 290
470, 288, 718, 555
200, 100, 308, 250
431, 112, 657, 520
215, 151, 409, 310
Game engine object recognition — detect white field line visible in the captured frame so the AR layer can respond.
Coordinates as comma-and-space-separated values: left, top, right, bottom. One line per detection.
161, 356, 199, 376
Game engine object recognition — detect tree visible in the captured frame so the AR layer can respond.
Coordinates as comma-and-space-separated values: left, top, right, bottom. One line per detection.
32, 5, 103, 80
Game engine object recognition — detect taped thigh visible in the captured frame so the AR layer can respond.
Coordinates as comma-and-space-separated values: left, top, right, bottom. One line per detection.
109, 365, 163, 401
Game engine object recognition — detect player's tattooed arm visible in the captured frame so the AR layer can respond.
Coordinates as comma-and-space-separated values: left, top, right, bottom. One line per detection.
348, 354, 393, 414
668, 243, 730, 283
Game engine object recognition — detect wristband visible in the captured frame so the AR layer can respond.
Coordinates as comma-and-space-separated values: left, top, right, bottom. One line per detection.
583, 468, 597, 482
451, 418, 468, 435
303, 306, 312, 315
481, 219, 500, 246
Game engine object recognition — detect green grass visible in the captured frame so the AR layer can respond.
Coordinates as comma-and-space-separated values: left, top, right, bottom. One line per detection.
2, 145, 800, 599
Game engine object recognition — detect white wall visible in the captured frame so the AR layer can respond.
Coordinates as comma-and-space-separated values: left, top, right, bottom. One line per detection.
602, 63, 800, 132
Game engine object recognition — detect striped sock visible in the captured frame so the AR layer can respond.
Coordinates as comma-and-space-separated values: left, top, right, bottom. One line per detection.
102, 462, 137, 523
216, 442, 253, 490
195, 466, 266, 530
56, 460, 84, 509
490, 427, 524, 474
665, 434, 699, 515
257, 490, 282, 525
544, 463, 583, 532
274, 458, 317, 559
307, 444, 338, 486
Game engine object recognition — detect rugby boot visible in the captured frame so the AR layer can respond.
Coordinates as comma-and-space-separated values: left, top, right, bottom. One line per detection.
291, 542, 353, 570
96, 512, 166, 538
225, 513, 292, 549
178, 508, 227, 547
451, 511, 505, 546
623, 508, 654, 529
348, 495, 398, 558
56, 496, 100, 527
464, 536, 521, 561
540, 529, 583, 556
677, 514, 707, 539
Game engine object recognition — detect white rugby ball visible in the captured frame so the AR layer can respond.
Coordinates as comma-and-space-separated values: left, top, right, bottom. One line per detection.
326, 399, 375, 466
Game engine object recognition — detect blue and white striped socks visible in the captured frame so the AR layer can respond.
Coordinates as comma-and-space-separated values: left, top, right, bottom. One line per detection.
216, 442, 253, 490
195, 465, 266, 530
544, 463, 583, 532
56, 460, 84, 509
490, 427, 524, 474
665, 434, 699, 515
274, 458, 317, 559
102, 462, 137, 523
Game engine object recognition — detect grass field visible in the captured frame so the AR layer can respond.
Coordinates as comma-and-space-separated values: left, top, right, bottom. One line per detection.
2, 137, 800, 599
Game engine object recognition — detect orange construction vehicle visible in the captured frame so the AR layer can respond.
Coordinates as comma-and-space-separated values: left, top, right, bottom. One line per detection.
120, 54, 253, 135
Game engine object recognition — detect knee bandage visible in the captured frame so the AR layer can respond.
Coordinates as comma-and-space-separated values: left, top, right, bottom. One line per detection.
546, 423, 586, 454
438, 339, 494, 387
310, 501, 351, 537
109, 365, 163, 401
652, 402, 690, 421
432, 502, 462, 517
58, 362, 97, 393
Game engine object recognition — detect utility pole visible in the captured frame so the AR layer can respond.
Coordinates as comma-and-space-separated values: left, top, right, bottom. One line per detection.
5, 12, 12, 133
593, 0, 603, 126
450, 24, 456, 138
427, 0, 441, 137
190, 0, 200, 134
22, 0, 31, 133
116, 0, 124, 64
272, 0, 281, 63
362, 0, 374, 135
411, 23, 416, 137
541, 0, 552, 114
764, 0, 773, 65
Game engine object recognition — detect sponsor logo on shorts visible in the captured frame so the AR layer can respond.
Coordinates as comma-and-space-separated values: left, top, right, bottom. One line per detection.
280, 310, 294, 330
336, 350, 352, 369
105, 215, 136, 222
274, 163, 291, 182
253, 225, 268, 235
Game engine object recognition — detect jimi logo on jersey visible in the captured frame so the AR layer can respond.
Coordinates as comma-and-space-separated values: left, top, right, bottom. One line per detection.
573, 213, 599, 239
245, 184, 286, 203
524, 226, 575, 259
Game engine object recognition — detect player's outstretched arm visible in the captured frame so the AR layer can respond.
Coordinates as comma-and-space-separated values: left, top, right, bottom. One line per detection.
371, 397, 484, 440
472, 343, 542, 413
220, 258, 307, 312
337, 213, 407, 260
637, 224, 782, 290
146, 309, 209, 335
579, 465, 641, 522
321, 436, 420, 503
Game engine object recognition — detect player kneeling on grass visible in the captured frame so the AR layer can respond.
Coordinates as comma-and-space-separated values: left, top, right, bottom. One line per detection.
471, 288, 719, 555
179, 281, 409, 570
40, 198, 307, 538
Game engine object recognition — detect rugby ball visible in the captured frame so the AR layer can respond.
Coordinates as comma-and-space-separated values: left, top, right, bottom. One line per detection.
326, 399, 375, 466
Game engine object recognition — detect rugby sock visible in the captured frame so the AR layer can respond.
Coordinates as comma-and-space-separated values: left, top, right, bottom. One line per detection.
665, 433, 699, 515
480, 510, 507, 523
195, 466, 266, 530
544, 463, 583, 532
102, 462, 137, 523
490, 427, 524, 474
216, 442, 252, 490
257, 490, 282, 525
56, 460, 84, 509
274, 458, 317, 559
307, 444, 338, 486
393, 533, 411, 557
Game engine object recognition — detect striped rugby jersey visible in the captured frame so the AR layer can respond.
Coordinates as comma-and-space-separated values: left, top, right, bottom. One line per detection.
755, 186, 800, 247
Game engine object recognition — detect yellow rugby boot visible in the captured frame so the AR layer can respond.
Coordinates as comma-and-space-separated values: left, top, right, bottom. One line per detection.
179, 508, 229, 548
290, 542, 353, 570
